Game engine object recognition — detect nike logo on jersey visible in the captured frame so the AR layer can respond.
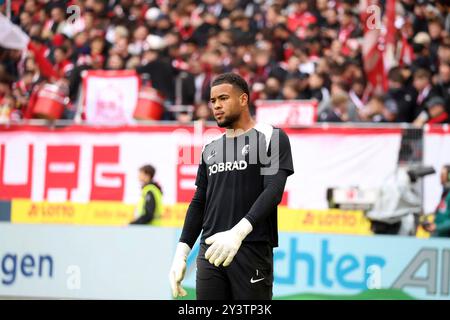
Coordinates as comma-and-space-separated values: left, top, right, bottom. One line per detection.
250, 269, 265, 284
250, 277, 265, 284
207, 150, 216, 161
208, 160, 248, 176
242, 144, 250, 156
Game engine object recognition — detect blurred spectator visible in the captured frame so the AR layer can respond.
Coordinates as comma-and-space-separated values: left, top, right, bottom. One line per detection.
412, 0, 429, 34
128, 25, 149, 56
192, 11, 220, 47
318, 82, 360, 122
412, 32, 437, 73
175, 111, 193, 124
0, 78, 13, 104
359, 95, 398, 123
0, 95, 18, 122
260, 77, 282, 100
53, 46, 74, 78
137, 48, 175, 104
318, 92, 349, 122
281, 78, 300, 100
437, 43, 450, 64
42, 4, 69, 40
413, 96, 449, 127
386, 67, 416, 123
308, 72, 329, 102
68, 53, 105, 103
434, 61, 450, 107
412, 68, 442, 121
106, 53, 125, 70
338, 10, 362, 56
428, 17, 445, 62
229, 10, 256, 46
287, 0, 317, 38
348, 78, 366, 111
193, 101, 213, 122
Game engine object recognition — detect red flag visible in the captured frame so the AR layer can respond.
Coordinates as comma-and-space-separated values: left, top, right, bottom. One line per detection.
385, 0, 396, 45
360, 0, 387, 96
399, 32, 415, 66
384, 0, 397, 71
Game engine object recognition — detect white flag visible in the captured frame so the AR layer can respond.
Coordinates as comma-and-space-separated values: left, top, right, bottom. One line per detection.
82, 70, 139, 124
0, 13, 30, 50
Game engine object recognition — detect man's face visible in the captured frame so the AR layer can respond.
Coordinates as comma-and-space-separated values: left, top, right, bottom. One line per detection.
339, 13, 352, 26
139, 171, 151, 187
51, 8, 64, 22
413, 76, 429, 91
24, 0, 37, 13
388, 79, 402, 89
429, 22, 442, 39
326, 9, 337, 24
210, 83, 246, 128
439, 64, 450, 82
352, 82, 365, 96
20, 12, 32, 28
438, 47, 450, 64
0, 83, 11, 96
316, 0, 327, 11
54, 49, 65, 63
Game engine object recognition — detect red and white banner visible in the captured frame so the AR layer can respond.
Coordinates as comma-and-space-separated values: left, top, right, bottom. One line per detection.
0, 125, 406, 210
360, 0, 387, 95
82, 70, 140, 124
255, 100, 318, 126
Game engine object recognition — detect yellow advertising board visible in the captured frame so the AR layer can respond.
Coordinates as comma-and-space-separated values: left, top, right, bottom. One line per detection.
11, 199, 371, 233
10, 199, 430, 237
11, 199, 135, 226
278, 208, 372, 234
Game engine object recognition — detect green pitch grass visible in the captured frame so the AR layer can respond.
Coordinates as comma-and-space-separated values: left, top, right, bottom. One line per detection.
177, 287, 415, 300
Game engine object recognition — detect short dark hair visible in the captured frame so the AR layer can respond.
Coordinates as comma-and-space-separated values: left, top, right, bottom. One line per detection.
140, 164, 155, 179
139, 164, 162, 192
211, 73, 250, 100
388, 67, 404, 83
414, 68, 431, 80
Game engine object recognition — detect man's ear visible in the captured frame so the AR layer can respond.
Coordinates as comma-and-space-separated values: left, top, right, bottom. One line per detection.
240, 93, 249, 107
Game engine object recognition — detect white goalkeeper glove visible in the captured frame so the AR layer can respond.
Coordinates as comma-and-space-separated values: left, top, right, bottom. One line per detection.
204, 218, 253, 267
168, 242, 191, 299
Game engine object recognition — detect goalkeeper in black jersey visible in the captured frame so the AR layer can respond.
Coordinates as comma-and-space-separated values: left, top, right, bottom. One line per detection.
169, 73, 294, 300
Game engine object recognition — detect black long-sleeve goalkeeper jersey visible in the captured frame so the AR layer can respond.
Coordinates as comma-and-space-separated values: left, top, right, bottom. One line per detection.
180, 123, 294, 248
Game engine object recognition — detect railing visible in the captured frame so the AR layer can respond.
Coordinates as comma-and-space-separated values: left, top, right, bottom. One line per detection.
1, 119, 448, 129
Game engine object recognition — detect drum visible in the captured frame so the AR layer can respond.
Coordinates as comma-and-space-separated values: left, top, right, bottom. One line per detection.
32, 84, 68, 120
133, 86, 165, 120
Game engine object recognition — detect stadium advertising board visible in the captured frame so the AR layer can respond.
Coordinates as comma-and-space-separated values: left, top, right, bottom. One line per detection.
0, 224, 447, 300
182, 232, 450, 300
0, 224, 175, 299
8, 200, 373, 234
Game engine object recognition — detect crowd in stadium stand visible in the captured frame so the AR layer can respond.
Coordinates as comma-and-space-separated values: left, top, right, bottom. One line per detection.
0, 0, 449, 124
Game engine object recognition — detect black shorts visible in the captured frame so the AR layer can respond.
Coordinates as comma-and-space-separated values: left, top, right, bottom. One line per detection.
196, 241, 273, 300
